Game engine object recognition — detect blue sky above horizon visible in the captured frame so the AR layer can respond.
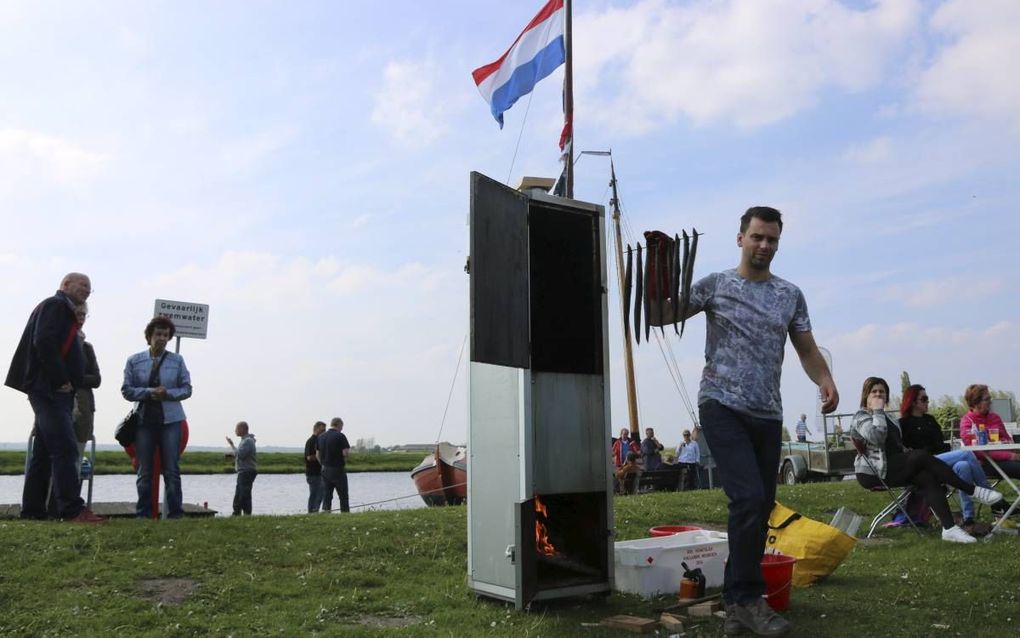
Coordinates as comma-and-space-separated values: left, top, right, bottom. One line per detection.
1, 0, 1018, 448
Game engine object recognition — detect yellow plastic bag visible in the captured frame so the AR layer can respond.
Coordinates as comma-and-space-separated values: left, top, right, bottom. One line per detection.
765, 501, 857, 587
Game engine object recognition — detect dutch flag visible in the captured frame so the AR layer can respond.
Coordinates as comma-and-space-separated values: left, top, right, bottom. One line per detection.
472, 0, 565, 128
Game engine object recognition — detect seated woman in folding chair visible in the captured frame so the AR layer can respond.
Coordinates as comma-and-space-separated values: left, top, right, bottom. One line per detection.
851, 376, 1003, 543
900, 384, 1008, 528
960, 383, 1020, 479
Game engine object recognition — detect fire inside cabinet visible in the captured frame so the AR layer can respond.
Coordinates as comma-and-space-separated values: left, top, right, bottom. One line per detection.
467, 171, 614, 610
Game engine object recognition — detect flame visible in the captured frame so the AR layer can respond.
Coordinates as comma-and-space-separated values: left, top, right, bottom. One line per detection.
534, 495, 559, 556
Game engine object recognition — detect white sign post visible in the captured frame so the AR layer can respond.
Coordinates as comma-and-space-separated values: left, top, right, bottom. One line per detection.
153, 299, 210, 352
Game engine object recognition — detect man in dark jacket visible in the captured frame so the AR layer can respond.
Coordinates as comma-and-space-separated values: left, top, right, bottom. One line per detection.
305, 421, 326, 512
317, 417, 351, 513
5, 273, 104, 523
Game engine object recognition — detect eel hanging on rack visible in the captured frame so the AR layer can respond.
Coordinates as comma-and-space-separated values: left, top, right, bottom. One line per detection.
678, 230, 691, 336
634, 243, 643, 345
680, 229, 700, 337
623, 245, 633, 341
671, 233, 681, 335
643, 240, 653, 342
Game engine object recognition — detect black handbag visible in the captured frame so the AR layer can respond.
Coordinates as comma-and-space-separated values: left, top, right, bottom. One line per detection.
115, 352, 167, 447
115, 408, 140, 447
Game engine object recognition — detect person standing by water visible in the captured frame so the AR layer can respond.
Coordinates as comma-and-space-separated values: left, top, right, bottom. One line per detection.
226, 421, 257, 516
653, 206, 838, 637
305, 421, 326, 512
317, 417, 351, 513
72, 303, 101, 482
122, 316, 192, 519
6, 273, 104, 523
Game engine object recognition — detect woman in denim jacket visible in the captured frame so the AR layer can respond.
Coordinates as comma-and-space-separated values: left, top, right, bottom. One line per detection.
122, 317, 192, 518
851, 376, 1001, 543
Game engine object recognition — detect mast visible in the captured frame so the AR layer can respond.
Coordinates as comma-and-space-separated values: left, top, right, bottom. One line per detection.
609, 158, 639, 433
563, 0, 574, 198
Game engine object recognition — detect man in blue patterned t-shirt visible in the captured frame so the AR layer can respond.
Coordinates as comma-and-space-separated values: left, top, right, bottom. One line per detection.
658, 207, 838, 637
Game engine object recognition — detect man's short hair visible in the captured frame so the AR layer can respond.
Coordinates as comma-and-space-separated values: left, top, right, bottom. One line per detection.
683, 430, 691, 437
236, 421, 249, 434
144, 316, 177, 341
739, 206, 783, 234
330, 417, 344, 429
61, 272, 88, 288
313, 421, 326, 433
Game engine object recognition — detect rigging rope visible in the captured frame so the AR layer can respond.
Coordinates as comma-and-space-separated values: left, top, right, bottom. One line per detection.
504, 91, 536, 186
348, 481, 467, 511
434, 333, 468, 444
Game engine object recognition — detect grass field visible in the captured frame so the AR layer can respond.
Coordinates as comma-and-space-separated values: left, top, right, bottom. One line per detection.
0, 450, 425, 476
0, 481, 1016, 636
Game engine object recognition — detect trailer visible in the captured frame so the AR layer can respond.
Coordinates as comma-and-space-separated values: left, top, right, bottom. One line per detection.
778, 413, 857, 485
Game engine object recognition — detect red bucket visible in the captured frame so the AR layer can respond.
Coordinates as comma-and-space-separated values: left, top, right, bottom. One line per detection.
648, 525, 703, 537
761, 553, 797, 612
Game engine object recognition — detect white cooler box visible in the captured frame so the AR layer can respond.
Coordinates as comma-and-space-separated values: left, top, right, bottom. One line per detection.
614, 530, 729, 598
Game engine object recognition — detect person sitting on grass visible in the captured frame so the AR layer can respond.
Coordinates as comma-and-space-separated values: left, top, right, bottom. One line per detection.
851, 376, 1003, 544
900, 384, 1008, 528
615, 452, 642, 495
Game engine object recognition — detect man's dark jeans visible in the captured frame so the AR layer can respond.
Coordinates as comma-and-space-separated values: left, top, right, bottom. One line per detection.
233, 470, 257, 515
307, 474, 324, 512
23, 392, 84, 519
321, 466, 350, 513
699, 399, 782, 605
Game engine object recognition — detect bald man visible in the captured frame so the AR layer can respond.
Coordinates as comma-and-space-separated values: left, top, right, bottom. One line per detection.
5, 273, 105, 523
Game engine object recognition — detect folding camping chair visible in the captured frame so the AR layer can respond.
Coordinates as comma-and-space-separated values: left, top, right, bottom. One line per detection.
850, 436, 925, 538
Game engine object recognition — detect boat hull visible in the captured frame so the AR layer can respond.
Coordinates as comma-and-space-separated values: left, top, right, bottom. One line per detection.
411, 446, 467, 506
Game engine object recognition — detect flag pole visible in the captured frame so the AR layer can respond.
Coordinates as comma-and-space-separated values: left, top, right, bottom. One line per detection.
564, 0, 574, 198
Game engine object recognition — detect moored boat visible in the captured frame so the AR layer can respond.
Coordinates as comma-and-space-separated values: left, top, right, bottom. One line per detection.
410, 442, 467, 506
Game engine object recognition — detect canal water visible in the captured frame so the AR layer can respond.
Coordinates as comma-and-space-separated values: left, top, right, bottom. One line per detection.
0, 472, 427, 516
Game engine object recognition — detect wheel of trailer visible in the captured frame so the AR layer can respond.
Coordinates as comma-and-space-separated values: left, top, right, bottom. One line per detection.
782, 462, 798, 485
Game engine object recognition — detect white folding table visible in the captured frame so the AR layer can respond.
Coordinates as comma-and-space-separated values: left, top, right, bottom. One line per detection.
954, 442, 1020, 537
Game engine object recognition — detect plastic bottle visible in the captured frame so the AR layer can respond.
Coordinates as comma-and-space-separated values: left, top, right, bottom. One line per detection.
977, 424, 988, 445
80, 457, 92, 481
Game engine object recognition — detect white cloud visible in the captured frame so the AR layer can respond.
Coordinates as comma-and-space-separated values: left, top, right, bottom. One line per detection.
842, 137, 893, 164
880, 276, 1004, 308
371, 60, 447, 148
574, 0, 921, 133
0, 128, 109, 189
915, 0, 1020, 132
218, 125, 300, 173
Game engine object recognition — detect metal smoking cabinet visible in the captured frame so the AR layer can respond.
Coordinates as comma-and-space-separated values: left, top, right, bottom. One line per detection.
466, 172, 614, 609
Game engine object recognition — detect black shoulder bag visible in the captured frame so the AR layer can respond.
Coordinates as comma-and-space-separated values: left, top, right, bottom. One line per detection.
114, 352, 167, 447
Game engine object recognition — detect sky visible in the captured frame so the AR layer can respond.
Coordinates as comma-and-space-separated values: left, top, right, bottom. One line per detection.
1, 0, 1018, 449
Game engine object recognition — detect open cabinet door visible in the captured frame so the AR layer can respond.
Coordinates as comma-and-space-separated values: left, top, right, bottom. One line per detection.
514, 497, 538, 609
469, 171, 530, 369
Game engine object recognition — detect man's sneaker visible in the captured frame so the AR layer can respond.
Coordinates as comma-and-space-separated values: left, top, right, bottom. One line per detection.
942, 525, 976, 543
725, 598, 791, 637
972, 486, 1003, 506
68, 508, 107, 524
